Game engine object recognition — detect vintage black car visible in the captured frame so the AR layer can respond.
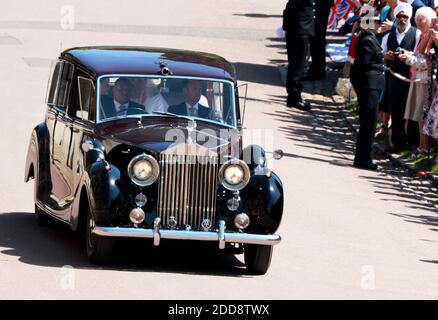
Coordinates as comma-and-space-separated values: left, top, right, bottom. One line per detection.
24, 46, 283, 274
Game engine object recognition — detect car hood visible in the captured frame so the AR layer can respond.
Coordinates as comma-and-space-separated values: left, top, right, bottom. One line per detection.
95, 118, 240, 154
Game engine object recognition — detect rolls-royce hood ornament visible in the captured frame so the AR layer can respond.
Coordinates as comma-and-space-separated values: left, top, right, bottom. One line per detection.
186, 119, 197, 144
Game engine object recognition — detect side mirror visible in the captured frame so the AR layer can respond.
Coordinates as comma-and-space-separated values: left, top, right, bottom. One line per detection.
237, 119, 247, 132
273, 149, 284, 160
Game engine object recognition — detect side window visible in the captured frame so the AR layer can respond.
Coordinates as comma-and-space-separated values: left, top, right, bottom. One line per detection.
56, 62, 74, 111
46, 61, 61, 106
46, 60, 74, 112
76, 76, 96, 121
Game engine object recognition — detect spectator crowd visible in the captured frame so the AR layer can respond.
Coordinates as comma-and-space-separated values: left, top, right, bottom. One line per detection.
348, 0, 438, 168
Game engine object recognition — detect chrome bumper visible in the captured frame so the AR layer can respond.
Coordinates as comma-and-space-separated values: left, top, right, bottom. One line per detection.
92, 219, 281, 249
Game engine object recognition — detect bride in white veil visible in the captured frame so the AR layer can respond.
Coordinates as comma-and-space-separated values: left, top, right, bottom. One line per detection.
131, 78, 169, 113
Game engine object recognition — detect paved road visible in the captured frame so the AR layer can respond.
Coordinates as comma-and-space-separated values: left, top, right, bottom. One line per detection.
1, 0, 438, 299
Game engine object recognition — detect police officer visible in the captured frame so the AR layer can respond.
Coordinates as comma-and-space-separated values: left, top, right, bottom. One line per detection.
350, 12, 386, 170
283, 0, 315, 111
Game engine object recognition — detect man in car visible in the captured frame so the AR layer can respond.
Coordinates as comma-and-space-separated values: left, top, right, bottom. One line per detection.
100, 78, 145, 119
168, 79, 211, 118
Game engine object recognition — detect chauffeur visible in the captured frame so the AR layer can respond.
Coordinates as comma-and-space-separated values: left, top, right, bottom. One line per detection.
283, 0, 315, 111
350, 13, 386, 171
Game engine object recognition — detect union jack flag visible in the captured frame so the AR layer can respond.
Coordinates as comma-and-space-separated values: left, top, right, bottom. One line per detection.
327, 0, 357, 30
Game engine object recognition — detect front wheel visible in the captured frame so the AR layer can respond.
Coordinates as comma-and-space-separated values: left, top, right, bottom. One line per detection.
85, 208, 114, 264
244, 244, 273, 275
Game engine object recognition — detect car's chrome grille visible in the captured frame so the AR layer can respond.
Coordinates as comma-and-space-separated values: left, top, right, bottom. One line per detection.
157, 154, 218, 229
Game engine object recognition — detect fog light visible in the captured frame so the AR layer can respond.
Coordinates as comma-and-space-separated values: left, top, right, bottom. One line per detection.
129, 207, 145, 224
234, 213, 250, 230
227, 196, 240, 211
135, 193, 147, 207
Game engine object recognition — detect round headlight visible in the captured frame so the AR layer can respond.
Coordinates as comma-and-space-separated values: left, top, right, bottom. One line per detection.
128, 154, 159, 187
218, 159, 250, 191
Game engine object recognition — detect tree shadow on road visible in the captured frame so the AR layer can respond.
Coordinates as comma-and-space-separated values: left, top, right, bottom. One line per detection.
234, 62, 284, 87
262, 103, 356, 168
0, 212, 250, 277
262, 75, 438, 236
233, 13, 283, 19
388, 212, 438, 229
419, 259, 438, 264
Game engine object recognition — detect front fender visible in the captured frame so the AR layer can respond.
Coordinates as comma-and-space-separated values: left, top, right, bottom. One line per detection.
25, 122, 52, 203
24, 123, 48, 182
87, 161, 123, 225
241, 171, 284, 234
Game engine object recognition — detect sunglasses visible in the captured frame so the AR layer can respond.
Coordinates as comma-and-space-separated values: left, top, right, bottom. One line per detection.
396, 14, 409, 19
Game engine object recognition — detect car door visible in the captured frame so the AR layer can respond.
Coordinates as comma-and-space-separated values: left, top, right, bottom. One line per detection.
45, 59, 75, 216
67, 72, 96, 204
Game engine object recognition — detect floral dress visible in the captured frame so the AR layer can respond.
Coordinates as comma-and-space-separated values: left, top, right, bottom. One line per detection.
423, 49, 438, 139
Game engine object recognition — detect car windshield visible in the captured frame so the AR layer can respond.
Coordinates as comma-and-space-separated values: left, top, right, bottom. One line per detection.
97, 76, 236, 127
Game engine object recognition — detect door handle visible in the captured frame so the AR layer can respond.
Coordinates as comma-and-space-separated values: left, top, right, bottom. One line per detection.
66, 123, 80, 132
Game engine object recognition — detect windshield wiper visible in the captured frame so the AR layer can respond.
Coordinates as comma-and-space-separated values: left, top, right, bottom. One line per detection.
149, 111, 207, 125
151, 111, 191, 120
146, 111, 229, 127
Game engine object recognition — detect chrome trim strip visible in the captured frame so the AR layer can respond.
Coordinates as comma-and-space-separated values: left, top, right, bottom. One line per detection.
170, 154, 176, 219
212, 161, 218, 222
195, 160, 201, 225
164, 154, 170, 223
189, 155, 195, 225
92, 226, 282, 246
183, 155, 189, 225
158, 156, 164, 215
35, 201, 72, 228
174, 155, 180, 220
206, 157, 211, 221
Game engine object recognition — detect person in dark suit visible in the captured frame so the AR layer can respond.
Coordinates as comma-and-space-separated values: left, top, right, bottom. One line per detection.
422, 0, 433, 7
168, 79, 211, 118
303, 0, 335, 80
283, 0, 315, 111
100, 77, 145, 119
410, 0, 426, 26
350, 15, 386, 170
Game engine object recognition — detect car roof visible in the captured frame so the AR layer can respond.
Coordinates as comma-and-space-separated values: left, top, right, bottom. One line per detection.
61, 46, 236, 81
